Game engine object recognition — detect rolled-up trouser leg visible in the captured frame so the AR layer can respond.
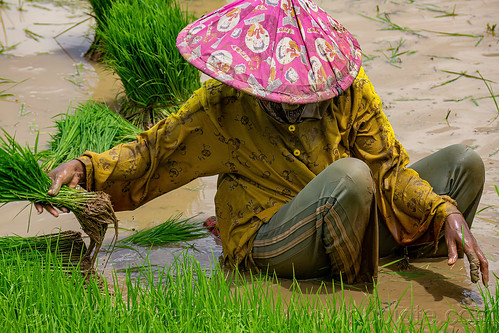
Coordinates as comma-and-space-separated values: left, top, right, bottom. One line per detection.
252, 158, 378, 284
378, 144, 485, 258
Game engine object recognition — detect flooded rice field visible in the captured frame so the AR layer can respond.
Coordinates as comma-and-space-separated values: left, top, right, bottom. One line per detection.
0, 0, 498, 323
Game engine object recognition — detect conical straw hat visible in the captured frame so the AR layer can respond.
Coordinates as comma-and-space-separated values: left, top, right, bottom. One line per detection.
176, 0, 362, 104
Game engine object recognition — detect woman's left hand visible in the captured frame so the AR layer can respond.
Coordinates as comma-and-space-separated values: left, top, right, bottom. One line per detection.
445, 213, 489, 286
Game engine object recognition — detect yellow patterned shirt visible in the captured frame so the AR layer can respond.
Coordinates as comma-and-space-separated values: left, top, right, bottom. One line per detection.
79, 68, 459, 269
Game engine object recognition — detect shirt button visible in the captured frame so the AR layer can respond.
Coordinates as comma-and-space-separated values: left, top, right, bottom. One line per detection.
293, 149, 300, 156
288, 125, 295, 132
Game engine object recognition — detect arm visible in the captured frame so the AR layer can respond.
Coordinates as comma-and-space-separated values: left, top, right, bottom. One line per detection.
349, 69, 488, 284
38, 84, 233, 213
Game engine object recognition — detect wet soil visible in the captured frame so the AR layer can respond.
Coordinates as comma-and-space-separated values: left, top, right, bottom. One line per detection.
0, 0, 498, 324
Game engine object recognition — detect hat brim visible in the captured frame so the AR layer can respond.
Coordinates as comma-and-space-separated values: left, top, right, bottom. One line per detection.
177, 0, 362, 104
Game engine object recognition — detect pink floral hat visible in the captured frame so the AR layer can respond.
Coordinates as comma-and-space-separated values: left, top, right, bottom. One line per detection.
176, 0, 362, 104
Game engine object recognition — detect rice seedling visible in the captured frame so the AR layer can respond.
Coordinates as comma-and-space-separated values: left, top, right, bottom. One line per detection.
64, 62, 85, 87
401, 1, 459, 18
24, 28, 43, 41
0, 77, 27, 98
0, 249, 497, 332
394, 98, 434, 101
40, 100, 141, 171
426, 54, 460, 61
100, 0, 200, 129
421, 29, 484, 46
0, 230, 87, 269
378, 38, 417, 68
361, 51, 377, 62
486, 23, 497, 37
84, 0, 115, 61
0, 130, 118, 268
119, 214, 207, 247
361, 10, 484, 45
359, 11, 425, 38
476, 70, 499, 122
432, 70, 496, 89
459, 282, 499, 332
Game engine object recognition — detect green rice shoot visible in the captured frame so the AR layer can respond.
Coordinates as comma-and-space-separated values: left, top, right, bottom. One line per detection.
0, 129, 99, 212
0, 230, 87, 269
120, 214, 207, 246
0, 130, 119, 268
0, 252, 497, 332
100, 0, 200, 129
85, 0, 116, 61
40, 100, 141, 171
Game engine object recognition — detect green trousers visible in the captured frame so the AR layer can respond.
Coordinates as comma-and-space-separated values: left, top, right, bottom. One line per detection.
252, 144, 485, 283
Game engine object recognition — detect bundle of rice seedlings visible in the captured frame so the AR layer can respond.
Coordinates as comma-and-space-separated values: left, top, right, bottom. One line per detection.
0, 130, 118, 268
0, 230, 88, 270
120, 214, 207, 247
100, 0, 200, 129
41, 100, 141, 171
84, 0, 116, 61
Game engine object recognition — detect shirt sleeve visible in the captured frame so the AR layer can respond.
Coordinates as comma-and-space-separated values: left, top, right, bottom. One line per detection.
77, 87, 232, 211
349, 68, 460, 247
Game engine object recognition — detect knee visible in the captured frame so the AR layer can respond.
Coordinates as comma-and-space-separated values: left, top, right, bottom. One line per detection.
448, 144, 485, 187
326, 158, 375, 203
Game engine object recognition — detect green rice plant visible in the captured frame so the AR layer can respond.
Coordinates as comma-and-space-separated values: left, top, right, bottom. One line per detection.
100, 0, 200, 129
0, 249, 497, 332
458, 281, 499, 332
0, 130, 118, 267
84, 0, 116, 61
24, 28, 43, 41
88, 0, 115, 32
0, 230, 87, 269
0, 41, 17, 55
0, 77, 27, 98
487, 23, 497, 37
399, 0, 459, 18
378, 38, 417, 68
40, 100, 141, 171
421, 29, 484, 46
0, 130, 98, 211
361, 10, 484, 45
432, 70, 496, 89
359, 11, 425, 38
120, 214, 207, 247
476, 70, 499, 122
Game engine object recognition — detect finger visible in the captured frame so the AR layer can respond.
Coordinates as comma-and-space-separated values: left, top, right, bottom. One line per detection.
68, 177, 79, 189
60, 206, 69, 213
48, 176, 63, 196
34, 203, 43, 214
45, 205, 60, 218
466, 252, 480, 284
475, 249, 489, 286
447, 239, 458, 266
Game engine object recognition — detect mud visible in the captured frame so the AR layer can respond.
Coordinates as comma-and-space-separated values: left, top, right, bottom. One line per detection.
0, 0, 498, 324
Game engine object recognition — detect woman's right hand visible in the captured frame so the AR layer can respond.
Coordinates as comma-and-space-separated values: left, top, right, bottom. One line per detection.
34, 159, 86, 217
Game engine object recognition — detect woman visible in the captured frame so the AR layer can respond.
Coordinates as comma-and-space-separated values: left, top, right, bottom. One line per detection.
37, 0, 488, 285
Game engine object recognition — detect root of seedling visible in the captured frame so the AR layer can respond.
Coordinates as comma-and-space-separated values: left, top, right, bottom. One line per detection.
73, 192, 118, 269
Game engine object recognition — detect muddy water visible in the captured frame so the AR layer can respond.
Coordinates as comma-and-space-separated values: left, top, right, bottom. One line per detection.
1, 0, 498, 323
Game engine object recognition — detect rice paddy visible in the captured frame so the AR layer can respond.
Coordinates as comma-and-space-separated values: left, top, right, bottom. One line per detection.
0, 0, 498, 330
0, 251, 496, 332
